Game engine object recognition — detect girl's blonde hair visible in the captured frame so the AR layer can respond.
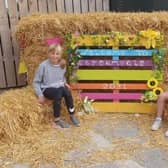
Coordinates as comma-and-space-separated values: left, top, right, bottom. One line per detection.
48, 44, 63, 54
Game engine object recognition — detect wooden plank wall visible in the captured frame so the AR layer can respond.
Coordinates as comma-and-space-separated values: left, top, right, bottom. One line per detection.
0, 0, 110, 89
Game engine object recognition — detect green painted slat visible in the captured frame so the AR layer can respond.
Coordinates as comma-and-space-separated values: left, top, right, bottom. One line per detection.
77, 70, 162, 81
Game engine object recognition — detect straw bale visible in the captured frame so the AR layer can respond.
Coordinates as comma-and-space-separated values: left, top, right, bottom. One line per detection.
0, 86, 97, 168
15, 12, 168, 83
0, 86, 84, 141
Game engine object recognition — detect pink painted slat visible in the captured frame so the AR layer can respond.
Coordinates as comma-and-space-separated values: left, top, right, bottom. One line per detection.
80, 93, 143, 100
78, 60, 153, 67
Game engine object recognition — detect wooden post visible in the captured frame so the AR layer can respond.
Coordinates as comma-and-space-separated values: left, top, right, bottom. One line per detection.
47, 0, 57, 13
38, 0, 48, 13
81, 0, 89, 13
88, 0, 96, 12
103, 0, 110, 11
28, 0, 38, 14
56, 0, 65, 12
0, 35, 6, 88
64, 0, 73, 13
8, 0, 27, 86
18, 0, 29, 17
0, 0, 17, 87
73, 0, 81, 13
96, 0, 103, 11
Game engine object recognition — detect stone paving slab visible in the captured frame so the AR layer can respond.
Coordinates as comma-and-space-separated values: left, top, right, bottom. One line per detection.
94, 116, 139, 140
12, 163, 57, 168
134, 148, 168, 168
64, 143, 94, 162
89, 131, 112, 149
111, 126, 139, 138
85, 160, 144, 168
12, 164, 30, 168
39, 163, 56, 168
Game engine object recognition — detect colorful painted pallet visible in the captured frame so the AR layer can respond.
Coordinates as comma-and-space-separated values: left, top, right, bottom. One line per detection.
68, 31, 165, 113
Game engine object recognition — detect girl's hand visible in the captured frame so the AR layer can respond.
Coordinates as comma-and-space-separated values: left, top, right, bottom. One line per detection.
38, 96, 46, 104
60, 58, 66, 69
65, 83, 71, 90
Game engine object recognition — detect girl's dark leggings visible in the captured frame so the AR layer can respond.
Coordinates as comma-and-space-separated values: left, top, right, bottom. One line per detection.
43, 87, 75, 118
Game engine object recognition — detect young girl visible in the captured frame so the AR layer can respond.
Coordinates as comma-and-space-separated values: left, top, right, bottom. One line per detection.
33, 44, 80, 128
151, 92, 168, 136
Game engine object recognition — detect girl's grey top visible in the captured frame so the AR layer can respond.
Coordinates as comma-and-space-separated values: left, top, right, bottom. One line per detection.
33, 59, 66, 97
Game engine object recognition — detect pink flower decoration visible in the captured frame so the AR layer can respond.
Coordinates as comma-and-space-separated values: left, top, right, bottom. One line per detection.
74, 31, 80, 37
45, 37, 64, 45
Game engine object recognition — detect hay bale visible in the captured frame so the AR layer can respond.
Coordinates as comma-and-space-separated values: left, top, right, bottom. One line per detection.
15, 12, 168, 83
0, 86, 83, 142
0, 86, 51, 141
0, 86, 95, 167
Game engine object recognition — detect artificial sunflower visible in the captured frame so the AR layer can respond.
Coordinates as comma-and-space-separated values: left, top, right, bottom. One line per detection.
139, 30, 161, 49
139, 30, 161, 39
153, 87, 163, 97
147, 78, 158, 89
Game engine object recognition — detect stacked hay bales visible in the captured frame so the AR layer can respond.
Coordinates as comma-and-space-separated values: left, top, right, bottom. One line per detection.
15, 12, 168, 83
1, 12, 168, 167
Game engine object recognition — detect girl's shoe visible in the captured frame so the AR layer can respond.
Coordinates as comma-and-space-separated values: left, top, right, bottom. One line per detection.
70, 115, 80, 127
151, 118, 162, 131
55, 119, 70, 128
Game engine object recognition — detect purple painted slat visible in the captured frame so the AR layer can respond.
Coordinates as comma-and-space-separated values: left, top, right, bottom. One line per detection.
78, 60, 153, 67
80, 93, 143, 100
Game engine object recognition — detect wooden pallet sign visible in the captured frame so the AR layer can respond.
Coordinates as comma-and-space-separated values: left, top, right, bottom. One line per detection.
68, 30, 165, 113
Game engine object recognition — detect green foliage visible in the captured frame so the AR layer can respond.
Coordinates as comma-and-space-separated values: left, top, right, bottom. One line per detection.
152, 48, 166, 72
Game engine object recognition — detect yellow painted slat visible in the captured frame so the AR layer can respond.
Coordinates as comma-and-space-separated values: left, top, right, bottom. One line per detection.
77, 70, 162, 81
93, 102, 156, 114
71, 33, 163, 48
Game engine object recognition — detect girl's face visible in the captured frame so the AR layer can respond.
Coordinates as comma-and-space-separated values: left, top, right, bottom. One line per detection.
48, 50, 62, 64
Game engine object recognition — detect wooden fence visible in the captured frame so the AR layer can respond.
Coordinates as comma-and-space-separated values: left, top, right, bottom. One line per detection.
0, 0, 110, 89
